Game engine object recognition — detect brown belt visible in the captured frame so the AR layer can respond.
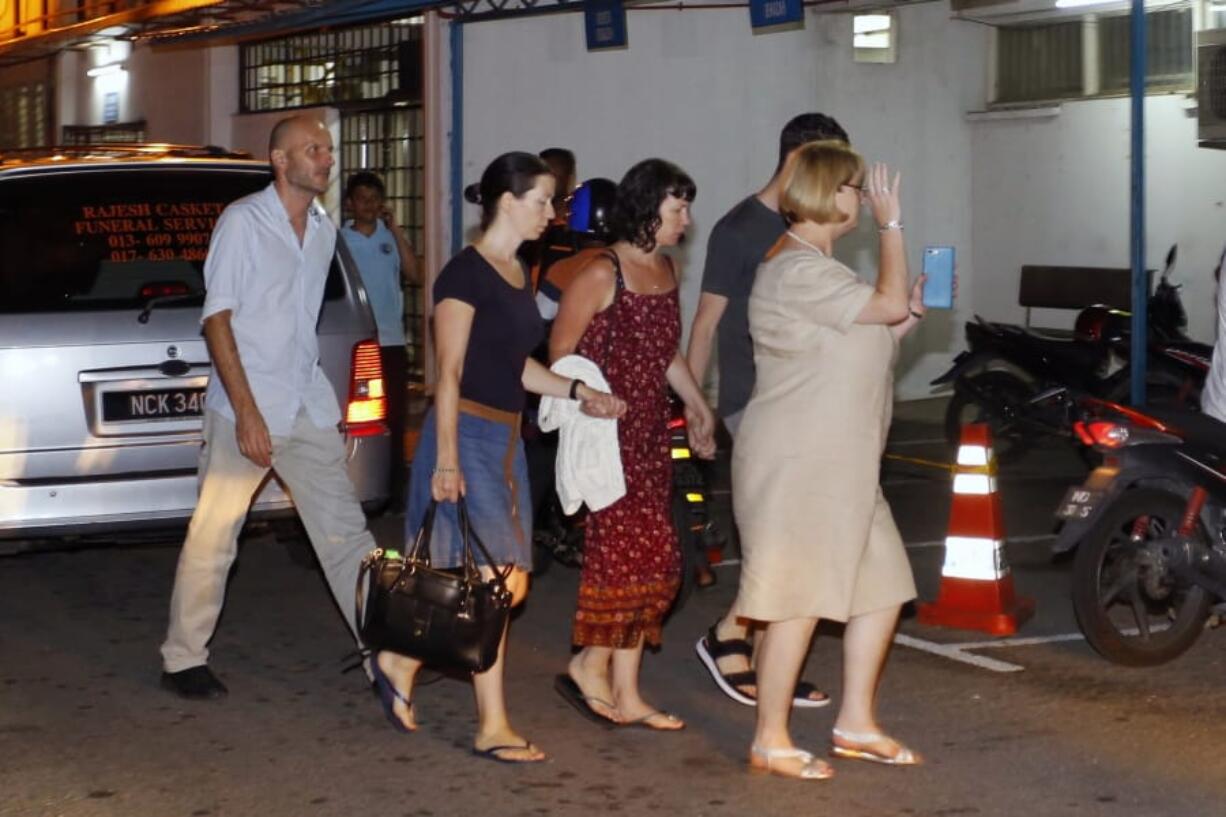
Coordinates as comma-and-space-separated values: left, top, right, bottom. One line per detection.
458, 398, 524, 545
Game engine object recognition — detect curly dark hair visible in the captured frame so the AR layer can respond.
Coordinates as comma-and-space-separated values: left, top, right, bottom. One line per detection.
610, 159, 696, 252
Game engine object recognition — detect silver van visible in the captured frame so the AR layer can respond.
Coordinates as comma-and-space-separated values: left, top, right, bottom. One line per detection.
0, 146, 390, 552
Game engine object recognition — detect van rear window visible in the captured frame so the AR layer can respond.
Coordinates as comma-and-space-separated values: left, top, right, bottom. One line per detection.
0, 169, 342, 314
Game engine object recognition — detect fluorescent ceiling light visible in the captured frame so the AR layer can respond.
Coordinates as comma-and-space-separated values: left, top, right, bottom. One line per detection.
1054, 0, 1118, 7
86, 62, 125, 77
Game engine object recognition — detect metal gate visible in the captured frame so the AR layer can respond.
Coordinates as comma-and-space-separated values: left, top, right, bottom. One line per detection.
340, 106, 426, 390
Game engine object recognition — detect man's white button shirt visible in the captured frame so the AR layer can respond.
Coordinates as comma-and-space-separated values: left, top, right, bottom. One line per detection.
201, 182, 341, 436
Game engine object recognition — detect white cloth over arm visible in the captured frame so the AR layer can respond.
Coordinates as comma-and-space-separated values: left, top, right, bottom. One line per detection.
537, 354, 625, 514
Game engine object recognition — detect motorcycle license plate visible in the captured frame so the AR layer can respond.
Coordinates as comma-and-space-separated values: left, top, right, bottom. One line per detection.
1056, 487, 1104, 521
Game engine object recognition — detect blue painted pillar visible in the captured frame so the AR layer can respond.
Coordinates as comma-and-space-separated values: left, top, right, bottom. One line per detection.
1129, 0, 1148, 406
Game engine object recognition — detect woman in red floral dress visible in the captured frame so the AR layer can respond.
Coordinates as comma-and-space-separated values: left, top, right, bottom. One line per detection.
550, 159, 716, 730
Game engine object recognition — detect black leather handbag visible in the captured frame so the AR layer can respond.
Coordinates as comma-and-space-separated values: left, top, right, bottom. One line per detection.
356, 499, 513, 673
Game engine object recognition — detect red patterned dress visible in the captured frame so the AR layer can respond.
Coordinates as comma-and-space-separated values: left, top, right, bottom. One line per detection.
572, 252, 681, 648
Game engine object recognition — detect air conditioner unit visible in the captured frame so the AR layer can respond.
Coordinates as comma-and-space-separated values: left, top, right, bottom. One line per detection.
1197, 29, 1226, 149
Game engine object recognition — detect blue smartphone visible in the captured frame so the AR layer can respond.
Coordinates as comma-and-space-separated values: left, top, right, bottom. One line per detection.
922, 246, 955, 309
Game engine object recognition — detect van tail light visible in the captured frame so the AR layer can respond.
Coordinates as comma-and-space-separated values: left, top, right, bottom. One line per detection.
344, 339, 387, 437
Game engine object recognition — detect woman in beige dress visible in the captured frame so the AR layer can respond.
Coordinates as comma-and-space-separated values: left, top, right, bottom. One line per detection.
732, 141, 926, 781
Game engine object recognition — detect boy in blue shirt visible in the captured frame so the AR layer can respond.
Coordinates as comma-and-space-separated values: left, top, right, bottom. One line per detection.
340, 171, 420, 507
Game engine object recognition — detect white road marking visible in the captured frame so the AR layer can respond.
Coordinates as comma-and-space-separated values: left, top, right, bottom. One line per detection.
954, 633, 1085, 650
892, 633, 1027, 673
708, 557, 1107, 673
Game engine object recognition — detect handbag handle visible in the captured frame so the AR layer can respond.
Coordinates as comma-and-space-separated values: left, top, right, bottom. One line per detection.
405, 498, 513, 590
456, 498, 514, 590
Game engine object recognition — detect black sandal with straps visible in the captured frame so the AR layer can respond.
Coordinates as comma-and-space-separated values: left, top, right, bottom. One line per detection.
695, 623, 831, 708
695, 624, 758, 706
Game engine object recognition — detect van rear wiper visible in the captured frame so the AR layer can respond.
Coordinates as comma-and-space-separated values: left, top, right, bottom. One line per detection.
137, 293, 201, 324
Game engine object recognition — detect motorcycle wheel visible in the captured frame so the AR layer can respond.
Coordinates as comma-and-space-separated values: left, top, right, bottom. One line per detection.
1071, 488, 1212, 667
944, 370, 1034, 463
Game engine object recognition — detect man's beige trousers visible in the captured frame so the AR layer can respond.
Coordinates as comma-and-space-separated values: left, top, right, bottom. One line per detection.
160, 409, 375, 673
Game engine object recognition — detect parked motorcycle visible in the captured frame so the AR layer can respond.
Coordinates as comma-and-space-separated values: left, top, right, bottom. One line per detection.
1052, 396, 1226, 665
933, 246, 1210, 462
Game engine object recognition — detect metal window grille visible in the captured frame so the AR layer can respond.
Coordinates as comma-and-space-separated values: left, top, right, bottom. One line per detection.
1099, 7, 1193, 94
62, 122, 148, 145
242, 21, 427, 401
239, 20, 422, 113
0, 81, 49, 149
996, 21, 1084, 104
340, 107, 427, 391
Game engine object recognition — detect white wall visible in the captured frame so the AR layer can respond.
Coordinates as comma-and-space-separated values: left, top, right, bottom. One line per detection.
58, 39, 210, 143
461, 8, 989, 399
970, 94, 1226, 342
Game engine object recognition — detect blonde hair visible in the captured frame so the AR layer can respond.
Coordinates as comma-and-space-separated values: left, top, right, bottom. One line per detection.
778, 140, 865, 226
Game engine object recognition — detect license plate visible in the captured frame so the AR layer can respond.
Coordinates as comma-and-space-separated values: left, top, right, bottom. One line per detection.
102, 388, 205, 422
1056, 486, 1104, 521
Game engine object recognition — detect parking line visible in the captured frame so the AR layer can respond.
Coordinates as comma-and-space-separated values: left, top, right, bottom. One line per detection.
955, 633, 1085, 650
893, 633, 1026, 673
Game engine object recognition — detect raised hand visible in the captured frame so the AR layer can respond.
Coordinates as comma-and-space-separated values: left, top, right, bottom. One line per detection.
864, 163, 901, 230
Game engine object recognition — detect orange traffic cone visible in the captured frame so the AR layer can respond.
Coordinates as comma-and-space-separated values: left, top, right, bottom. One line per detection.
917, 423, 1034, 636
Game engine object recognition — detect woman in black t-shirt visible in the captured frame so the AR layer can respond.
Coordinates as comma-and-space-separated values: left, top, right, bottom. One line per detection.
371, 152, 624, 765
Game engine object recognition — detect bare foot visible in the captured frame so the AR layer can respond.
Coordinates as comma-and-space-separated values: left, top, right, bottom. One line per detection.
831, 726, 922, 765
749, 744, 834, 780
376, 651, 419, 732
567, 653, 619, 723
617, 707, 686, 731
474, 728, 547, 763
614, 689, 685, 731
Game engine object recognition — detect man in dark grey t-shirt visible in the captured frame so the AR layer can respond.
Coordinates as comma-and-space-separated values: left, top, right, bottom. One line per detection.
687, 113, 850, 709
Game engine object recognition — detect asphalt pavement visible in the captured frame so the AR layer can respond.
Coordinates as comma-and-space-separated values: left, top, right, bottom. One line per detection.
4, 399, 1226, 817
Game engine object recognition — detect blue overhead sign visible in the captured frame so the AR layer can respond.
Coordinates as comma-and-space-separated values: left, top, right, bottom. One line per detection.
585, 0, 627, 51
749, 0, 804, 30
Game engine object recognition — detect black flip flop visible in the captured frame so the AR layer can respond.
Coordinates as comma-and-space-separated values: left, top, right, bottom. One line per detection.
472, 742, 546, 764
553, 674, 619, 728
370, 656, 416, 733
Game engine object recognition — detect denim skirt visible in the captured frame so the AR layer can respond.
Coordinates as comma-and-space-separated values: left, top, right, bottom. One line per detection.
405, 402, 533, 571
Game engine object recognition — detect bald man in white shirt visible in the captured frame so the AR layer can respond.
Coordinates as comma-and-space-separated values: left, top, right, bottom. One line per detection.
160, 116, 377, 700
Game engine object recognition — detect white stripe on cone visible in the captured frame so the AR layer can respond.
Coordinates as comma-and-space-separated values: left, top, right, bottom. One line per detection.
940, 536, 1009, 581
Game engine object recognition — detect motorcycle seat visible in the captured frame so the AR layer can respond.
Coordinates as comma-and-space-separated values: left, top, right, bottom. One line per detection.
1147, 408, 1226, 459
1020, 327, 1076, 342
1018, 331, 1107, 371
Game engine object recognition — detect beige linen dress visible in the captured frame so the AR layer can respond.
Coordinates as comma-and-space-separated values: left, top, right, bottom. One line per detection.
732, 248, 917, 623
